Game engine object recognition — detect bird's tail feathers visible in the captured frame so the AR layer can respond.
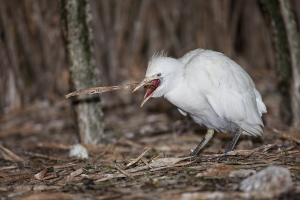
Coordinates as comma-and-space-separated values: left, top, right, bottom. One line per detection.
241, 123, 263, 137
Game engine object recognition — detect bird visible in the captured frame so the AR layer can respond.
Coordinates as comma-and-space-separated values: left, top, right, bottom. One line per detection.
132, 49, 267, 156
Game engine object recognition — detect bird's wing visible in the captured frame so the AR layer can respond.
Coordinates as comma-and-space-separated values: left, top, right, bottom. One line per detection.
185, 52, 264, 136
205, 87, 264, 136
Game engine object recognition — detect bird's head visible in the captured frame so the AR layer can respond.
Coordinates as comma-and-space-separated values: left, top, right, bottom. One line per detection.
132, 56, 184, 107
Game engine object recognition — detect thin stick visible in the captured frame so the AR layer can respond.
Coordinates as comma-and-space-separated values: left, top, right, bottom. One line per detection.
126, 147, 150, 167
274, 128, 300, 144
115, 165, 134, 180
65, 83, 139, 98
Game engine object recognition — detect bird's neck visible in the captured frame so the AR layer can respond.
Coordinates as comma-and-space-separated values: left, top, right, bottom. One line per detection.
163, 67, 185, 103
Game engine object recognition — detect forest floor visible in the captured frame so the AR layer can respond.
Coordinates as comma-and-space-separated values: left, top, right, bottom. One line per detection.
0, 97, 300, 200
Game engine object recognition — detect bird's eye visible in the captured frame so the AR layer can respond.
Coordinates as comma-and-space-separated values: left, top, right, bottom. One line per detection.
157, 73, 161, 77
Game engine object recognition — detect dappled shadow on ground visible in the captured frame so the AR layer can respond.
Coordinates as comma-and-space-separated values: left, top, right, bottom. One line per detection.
0, 101, 300, 199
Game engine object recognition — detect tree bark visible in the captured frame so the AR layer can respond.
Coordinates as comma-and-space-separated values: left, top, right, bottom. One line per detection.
279, 0, 300, 127
63, 0, 104, 144
260, 0, 293, 125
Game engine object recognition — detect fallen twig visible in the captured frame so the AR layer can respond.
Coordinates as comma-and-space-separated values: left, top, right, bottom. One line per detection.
141, 158, 152, 169
243, 143, 277, 159
274, 128, 300, 144
58, 168, 83, 184
24, 152, 64, 161
0, 145, 23, 162
126, 147, 151, 167
115, 165, 134, 180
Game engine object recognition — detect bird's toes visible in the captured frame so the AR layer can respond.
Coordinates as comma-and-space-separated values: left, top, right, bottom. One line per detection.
188, 152, 196, 157
217, 154, 226, 161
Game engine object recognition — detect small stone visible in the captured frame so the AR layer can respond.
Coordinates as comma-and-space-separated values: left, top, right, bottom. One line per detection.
69, 144, 89, 159
239, 166, 292, 194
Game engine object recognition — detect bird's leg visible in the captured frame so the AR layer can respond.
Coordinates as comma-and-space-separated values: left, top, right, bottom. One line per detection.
224, 127, 243, 154
189, 129, 214, 156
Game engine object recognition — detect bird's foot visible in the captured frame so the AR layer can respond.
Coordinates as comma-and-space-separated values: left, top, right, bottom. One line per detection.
217, 154, 227, 161
188, 151, 197, 157
217, 150, 236, 161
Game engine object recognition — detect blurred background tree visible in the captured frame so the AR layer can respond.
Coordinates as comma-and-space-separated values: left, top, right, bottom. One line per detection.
62, 0, 104, 144
0, 0, 299, 143
261, 0, 300, 126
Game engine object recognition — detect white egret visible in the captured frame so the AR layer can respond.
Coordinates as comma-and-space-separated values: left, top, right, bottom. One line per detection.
132, 49, 267, 156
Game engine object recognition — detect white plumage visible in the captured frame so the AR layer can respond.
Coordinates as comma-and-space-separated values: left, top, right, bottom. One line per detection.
133, 49, 267, 155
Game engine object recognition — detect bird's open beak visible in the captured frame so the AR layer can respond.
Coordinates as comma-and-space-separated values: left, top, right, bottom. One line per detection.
132, 75, 161, 107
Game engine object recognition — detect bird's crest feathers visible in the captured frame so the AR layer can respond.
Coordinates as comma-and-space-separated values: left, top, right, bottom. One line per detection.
149, 51, 168, 64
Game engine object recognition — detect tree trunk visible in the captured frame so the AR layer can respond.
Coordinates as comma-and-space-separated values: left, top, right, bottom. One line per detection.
260, 0, 293, 125
63, 0, 104, 144
279, 0, 300, 127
